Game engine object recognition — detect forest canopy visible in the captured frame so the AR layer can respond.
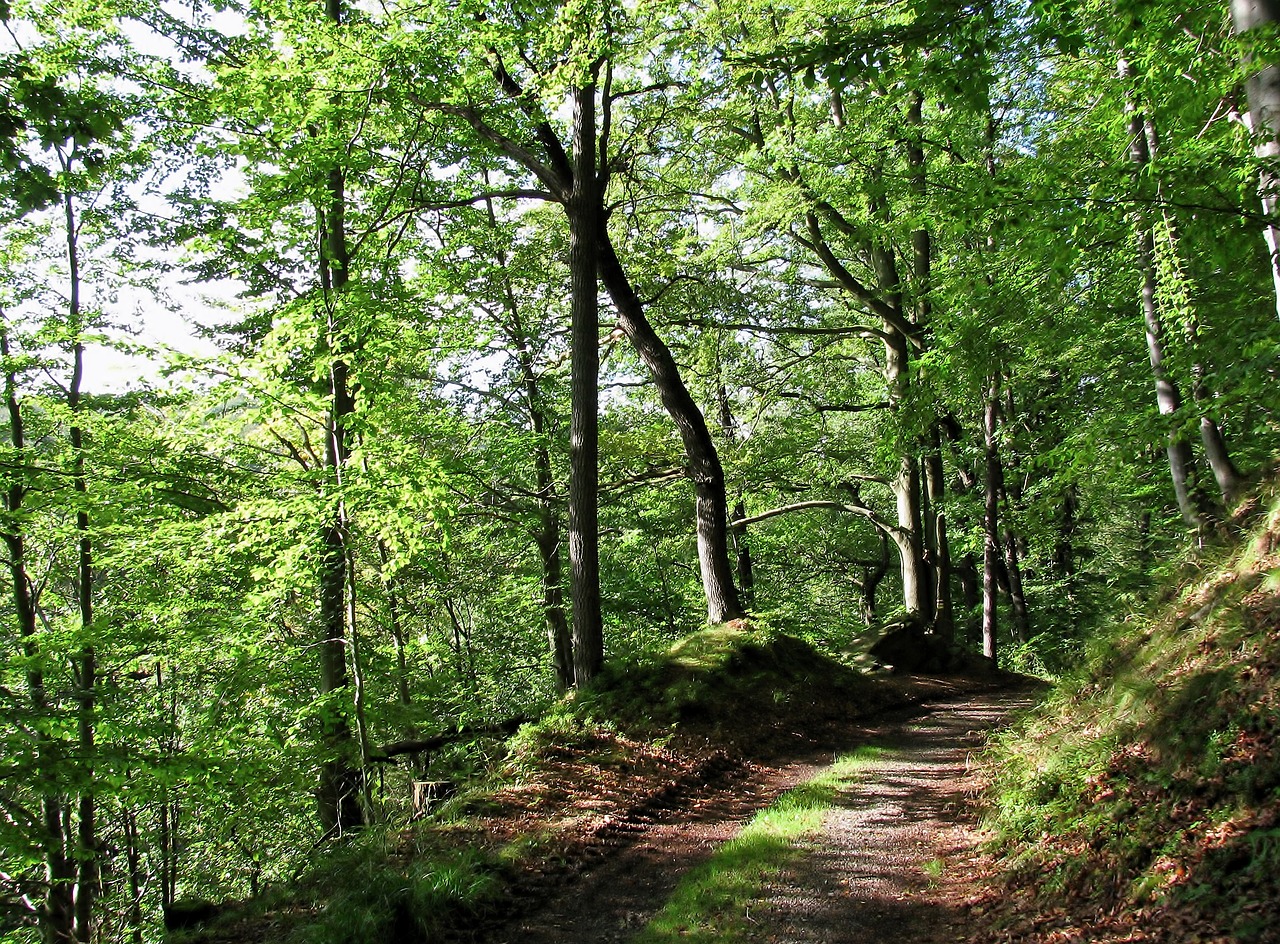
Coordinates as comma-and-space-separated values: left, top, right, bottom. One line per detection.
1, 0, 1278, 940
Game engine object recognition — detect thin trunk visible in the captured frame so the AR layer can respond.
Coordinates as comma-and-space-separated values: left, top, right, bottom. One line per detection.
1230, 0, 1280, 317
597, 225, 743, 624
1120, 58, 1213, 532
568, 82, 603, 685
62, 178, 97, 944
993, 396, 1030, 643
857, 531, 891, 625
345, 550, 373, 816
982, 380, 1002, 663
1001, 529, 1030, 643
924, 430, 954, 644
123, 808, 143, 944
956, 552, 981, 649
511, 302, 571, 688
717, 384, 754, 609
479, 184, 573, 689
2, 316, 75, 944
376, 541, 412, 706
1054, 484, 1078, 578
536, 514, 572, 689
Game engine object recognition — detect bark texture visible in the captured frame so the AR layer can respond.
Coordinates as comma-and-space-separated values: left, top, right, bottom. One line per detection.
568, 82, 604, 685
316, 0, 364, 834
1231, 0, 1280, 317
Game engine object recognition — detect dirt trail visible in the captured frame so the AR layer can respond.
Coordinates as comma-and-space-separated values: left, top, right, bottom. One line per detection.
478, 689, 1034, 944
749, 693, 1031, 943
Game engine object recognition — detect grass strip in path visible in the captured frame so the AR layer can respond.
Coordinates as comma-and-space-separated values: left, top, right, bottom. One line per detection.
634, 746, 884, 943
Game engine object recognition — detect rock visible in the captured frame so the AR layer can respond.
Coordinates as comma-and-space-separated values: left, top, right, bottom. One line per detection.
162, 899, 224, 931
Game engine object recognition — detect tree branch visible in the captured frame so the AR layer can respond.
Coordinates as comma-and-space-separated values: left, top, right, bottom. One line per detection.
735, 499, 894, 535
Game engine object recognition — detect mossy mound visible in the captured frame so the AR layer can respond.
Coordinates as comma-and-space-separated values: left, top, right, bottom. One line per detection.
566, 621, 869, 735
983, 483, 1280, 940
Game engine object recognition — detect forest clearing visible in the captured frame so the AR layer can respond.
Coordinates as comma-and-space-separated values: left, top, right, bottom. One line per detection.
3, 0, 1280, 940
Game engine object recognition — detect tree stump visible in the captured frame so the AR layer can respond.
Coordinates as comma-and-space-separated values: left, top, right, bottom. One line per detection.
411, 780, 457, 817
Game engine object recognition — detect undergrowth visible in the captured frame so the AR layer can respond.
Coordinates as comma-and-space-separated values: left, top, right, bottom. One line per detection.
982, 484, 1280, 940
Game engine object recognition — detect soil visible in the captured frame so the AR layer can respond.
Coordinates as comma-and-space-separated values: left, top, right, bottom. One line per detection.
470, 688, 1038, 944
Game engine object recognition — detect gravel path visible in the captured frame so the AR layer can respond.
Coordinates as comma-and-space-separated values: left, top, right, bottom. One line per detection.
480, 689, 1033, 944
748, 694, 1031, 943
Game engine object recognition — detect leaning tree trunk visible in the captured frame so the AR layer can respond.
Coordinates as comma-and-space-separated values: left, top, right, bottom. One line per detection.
451, 46, 742, 627
1140, 111, 1248, 506
1231, 0, 1280, 318
597, 226, 743, 624
567, 82, 604, 685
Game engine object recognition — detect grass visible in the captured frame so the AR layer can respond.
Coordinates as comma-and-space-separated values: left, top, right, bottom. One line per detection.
283, 839, 504, 944
634, 746, 884, 943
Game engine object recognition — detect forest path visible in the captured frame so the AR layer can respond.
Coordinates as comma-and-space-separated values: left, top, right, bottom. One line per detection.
474, 689, 1035, 944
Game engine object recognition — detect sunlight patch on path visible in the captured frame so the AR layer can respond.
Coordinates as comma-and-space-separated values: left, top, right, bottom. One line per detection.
634, 695, 1032, 944
633, 748, 884, 944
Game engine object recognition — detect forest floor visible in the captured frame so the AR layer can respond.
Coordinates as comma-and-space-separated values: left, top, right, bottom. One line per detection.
460, 688, 1037, 944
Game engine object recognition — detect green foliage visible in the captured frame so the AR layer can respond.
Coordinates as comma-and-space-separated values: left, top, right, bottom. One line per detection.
249, 833, 504, 944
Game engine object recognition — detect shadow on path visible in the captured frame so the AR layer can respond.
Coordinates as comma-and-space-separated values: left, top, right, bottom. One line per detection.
473, 691, 1036, 944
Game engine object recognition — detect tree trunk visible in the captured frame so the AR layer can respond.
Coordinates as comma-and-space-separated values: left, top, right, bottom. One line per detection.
568, 82, 604, 685
1230, 0, 1280, 317
315, 0, 364, 834
1, 317, 75, 944
376, 540, 412, 706
481, 185, 574, 690
1001, 528, 1031, 643
717, 385, 755, 609
856, 530, 891, 625
1054, 484, 1078, 578
1194, 382, 1246, 507
1141, 109, 1248, 507
883, 322, 929, 617
61, 179, 98, 944
1120, 58, 1214, 532
69, 341, 97, 944
923, 432, 954, 643
956, 552, 981, 649
982, 381, 1002, 663
597, 225, 743, 624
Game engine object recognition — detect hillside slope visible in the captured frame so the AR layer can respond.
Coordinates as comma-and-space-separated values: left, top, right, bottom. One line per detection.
980, 486, 1280, 942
